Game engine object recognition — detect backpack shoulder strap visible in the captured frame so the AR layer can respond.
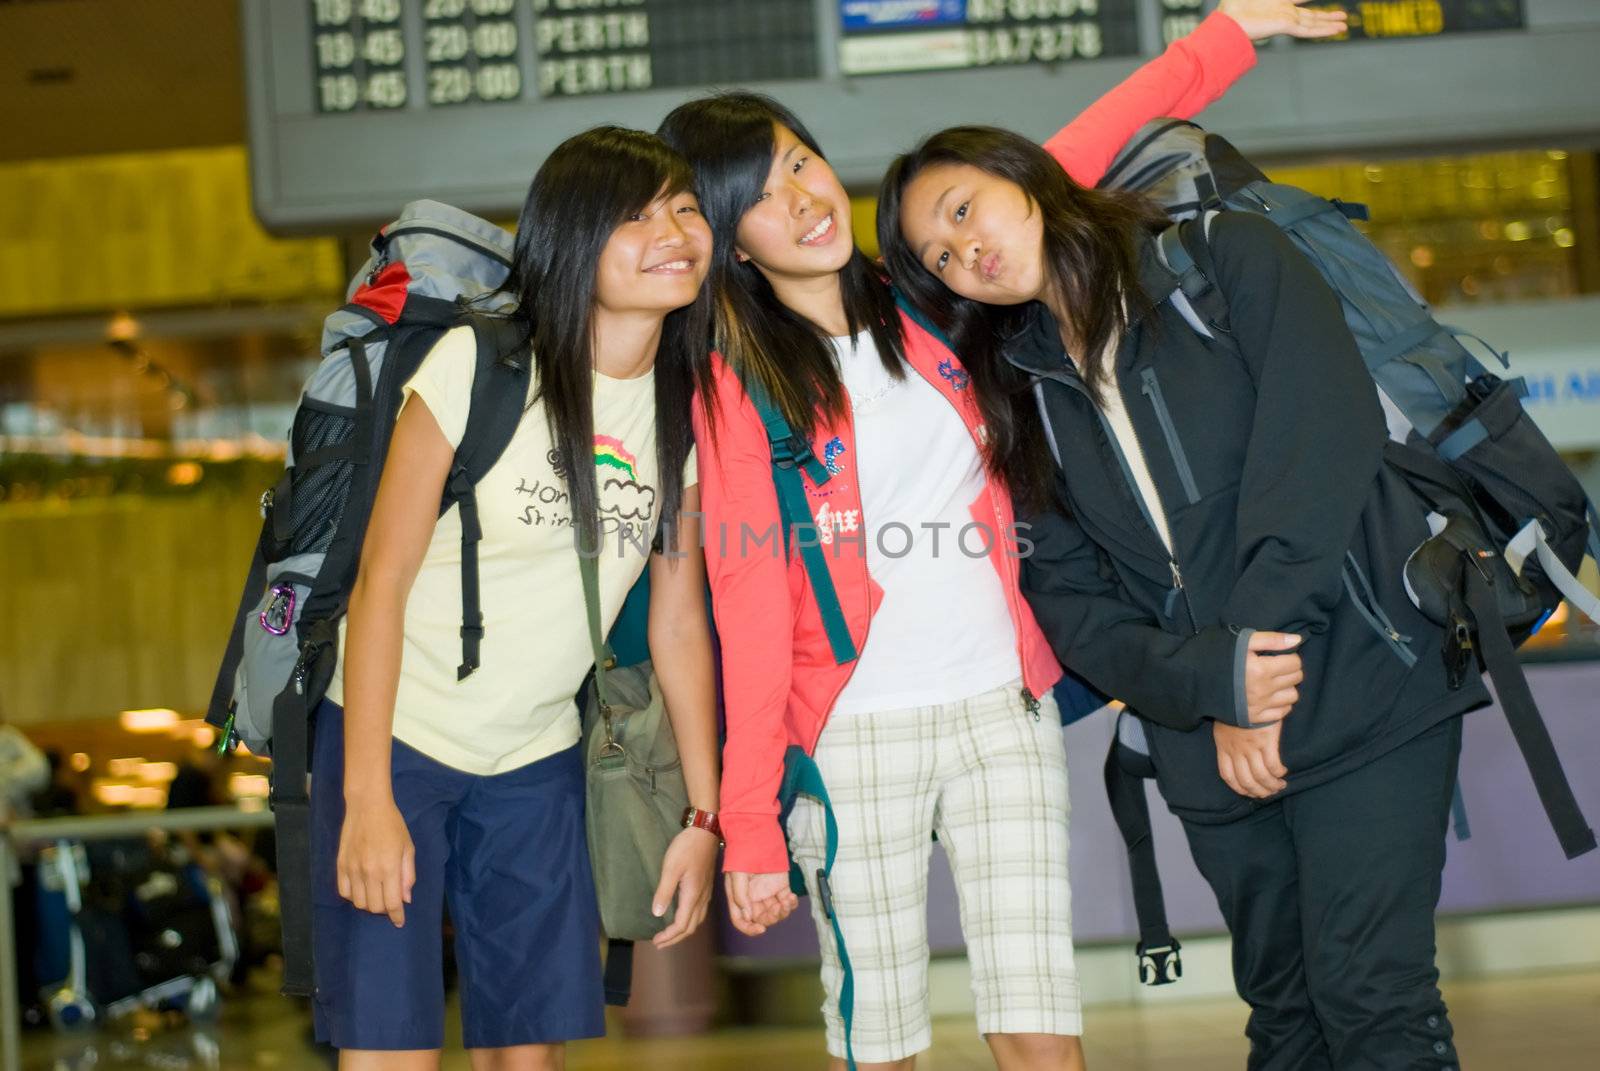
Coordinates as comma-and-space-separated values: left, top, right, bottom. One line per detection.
1154, 212, 1230, 341
737, 371, 858, 666
443, 313, 530, 680
1103, 724, 1183, 987
454, 313, 529, 484
890, 286, 956, 351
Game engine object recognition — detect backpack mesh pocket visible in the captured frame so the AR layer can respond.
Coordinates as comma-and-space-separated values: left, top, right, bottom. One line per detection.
287, 405, 357, 557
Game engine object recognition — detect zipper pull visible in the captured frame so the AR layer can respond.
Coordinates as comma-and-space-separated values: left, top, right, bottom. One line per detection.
1022, 687, 1041, 722
1169, 560, 1185, 589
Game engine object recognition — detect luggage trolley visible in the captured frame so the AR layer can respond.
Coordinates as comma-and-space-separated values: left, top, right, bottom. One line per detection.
34, 837, 238, 1031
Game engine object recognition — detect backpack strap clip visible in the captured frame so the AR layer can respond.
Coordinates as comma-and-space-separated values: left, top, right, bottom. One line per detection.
1137, 940, 1183, 987
770, 432, 811, 470
1155, 215, 1231, 341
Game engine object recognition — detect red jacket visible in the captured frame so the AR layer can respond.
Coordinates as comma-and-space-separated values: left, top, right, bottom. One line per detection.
695, 11, 1257, 875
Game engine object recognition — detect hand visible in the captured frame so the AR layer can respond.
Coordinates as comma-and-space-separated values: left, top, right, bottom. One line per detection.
725, 871, 799, 937
1244, 631, 1304, 725
1219, 0, 1349, 41
650, 827, 719, 949
1214, 720, 1288, 799
336, 794, 415, 927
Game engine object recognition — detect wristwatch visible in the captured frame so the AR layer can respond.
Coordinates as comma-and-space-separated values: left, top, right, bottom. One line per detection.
682, 806, 723, 843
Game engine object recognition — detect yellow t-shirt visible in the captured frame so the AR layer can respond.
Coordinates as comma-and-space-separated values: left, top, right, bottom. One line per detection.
328, 325, 693, 775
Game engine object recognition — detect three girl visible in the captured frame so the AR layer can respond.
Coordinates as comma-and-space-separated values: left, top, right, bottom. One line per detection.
877, 15, 1472, 1071
320, 2, 1354, 1068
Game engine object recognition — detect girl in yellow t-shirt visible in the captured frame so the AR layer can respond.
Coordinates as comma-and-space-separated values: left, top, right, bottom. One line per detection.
313, 127, 722, 1071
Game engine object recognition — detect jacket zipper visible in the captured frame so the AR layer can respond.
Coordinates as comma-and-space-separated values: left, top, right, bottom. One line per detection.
1139, 368, 1201, 505
1048, 370, 1199, 636
1341, 553, 1418, 667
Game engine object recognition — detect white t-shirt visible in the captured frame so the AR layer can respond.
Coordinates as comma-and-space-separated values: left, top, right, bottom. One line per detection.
828, 333, 1021, 715
328, 326, 692, 775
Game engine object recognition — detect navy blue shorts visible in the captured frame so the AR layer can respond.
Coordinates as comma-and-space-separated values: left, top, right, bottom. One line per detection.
309, 700, 604, 1051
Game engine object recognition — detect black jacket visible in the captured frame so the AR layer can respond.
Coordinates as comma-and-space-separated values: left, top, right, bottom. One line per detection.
1010, 212, 1489, 823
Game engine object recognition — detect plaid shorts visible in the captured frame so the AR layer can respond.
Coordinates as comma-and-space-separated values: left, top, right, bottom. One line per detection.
786, 680, 1080, 1063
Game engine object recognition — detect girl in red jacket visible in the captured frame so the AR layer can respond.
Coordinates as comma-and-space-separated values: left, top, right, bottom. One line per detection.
658, 4, 1343, 1068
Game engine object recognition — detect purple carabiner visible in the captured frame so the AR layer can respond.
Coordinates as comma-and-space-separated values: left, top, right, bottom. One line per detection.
259, 584, 296, 636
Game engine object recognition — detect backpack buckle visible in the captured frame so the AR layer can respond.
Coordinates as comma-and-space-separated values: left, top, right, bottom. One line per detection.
259, 585, 296, 636
771, 434, 811, 470
1137, 940, 1183, 986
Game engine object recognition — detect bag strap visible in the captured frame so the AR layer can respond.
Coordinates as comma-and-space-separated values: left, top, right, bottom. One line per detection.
578, 544, 617, 710
1154, 213, 1230, 340
442, 315, 529, 680
890, 286, 955, 350
269, 638, 335, 997
602, 938, 634, 1007
1103, 736, 1183, 987
578, 523, 634, 1007
1506, 518, 1600, 627
739, 374, 858, 666
1462, 565, 1596, 859
778, 745, 857, 1070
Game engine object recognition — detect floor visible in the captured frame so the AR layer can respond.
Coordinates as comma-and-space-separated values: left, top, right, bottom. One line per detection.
21, 968, 1600, 1070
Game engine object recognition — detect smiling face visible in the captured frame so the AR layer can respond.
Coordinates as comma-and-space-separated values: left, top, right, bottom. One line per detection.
731, 123, 854, 283
593, 186, 713, 316
896, 161, 1049, 307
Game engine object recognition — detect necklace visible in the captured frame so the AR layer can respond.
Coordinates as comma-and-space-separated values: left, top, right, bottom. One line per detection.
848, 377, 903, 414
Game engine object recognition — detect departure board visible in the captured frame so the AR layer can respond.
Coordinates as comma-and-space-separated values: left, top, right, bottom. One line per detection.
425, 0, 524, 107
248, 0, 1600, 232
311, 0, 410, 112
1301, 1, 1525, 42
535, 0, 818, 98
838, 0, 1141, 76
1156, 0, 1206, 46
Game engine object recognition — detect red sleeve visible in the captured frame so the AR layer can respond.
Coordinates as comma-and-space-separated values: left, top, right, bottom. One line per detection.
693, 360, 797, 875
1043, 10, 1256, 186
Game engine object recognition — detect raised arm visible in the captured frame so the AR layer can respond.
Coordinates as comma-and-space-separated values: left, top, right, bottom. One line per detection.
1044, 0, 1347, 186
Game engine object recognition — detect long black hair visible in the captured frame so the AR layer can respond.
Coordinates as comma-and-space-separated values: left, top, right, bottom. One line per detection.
656, 92, 904, 439
878, 125, 1167, 512
498, 125, 702, 551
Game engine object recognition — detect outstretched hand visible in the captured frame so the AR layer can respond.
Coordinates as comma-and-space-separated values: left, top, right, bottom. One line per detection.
1220, 0, 1349, 41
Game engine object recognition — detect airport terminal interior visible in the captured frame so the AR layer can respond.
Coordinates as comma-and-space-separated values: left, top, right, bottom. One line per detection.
2, 1, 1599, 1068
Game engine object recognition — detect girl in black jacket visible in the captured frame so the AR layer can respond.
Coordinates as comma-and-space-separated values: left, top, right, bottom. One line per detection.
877, 128, 1488, 1071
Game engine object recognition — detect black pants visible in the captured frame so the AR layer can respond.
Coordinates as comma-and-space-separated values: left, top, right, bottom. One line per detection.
1181, 718, 1464, 1071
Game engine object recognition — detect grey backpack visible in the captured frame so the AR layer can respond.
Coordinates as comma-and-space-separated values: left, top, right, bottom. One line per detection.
1096, 120, 1600, 986
204, 201, 527, 996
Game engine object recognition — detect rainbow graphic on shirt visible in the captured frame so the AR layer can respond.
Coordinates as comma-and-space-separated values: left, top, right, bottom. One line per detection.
593, 435, 638, 479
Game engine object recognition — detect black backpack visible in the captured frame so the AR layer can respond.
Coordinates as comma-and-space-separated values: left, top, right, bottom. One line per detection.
1095, 120, 1600, 987
205, 201, 528, 996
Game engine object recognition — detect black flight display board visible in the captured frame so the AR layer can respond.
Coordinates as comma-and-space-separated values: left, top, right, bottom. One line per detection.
423, 0, 524, 107
1157, 0, 1206, 47
1301, 1, 1524, 43
533, 0, 818, 98
311, 0, 410, 112
837, 0, 1142, 76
